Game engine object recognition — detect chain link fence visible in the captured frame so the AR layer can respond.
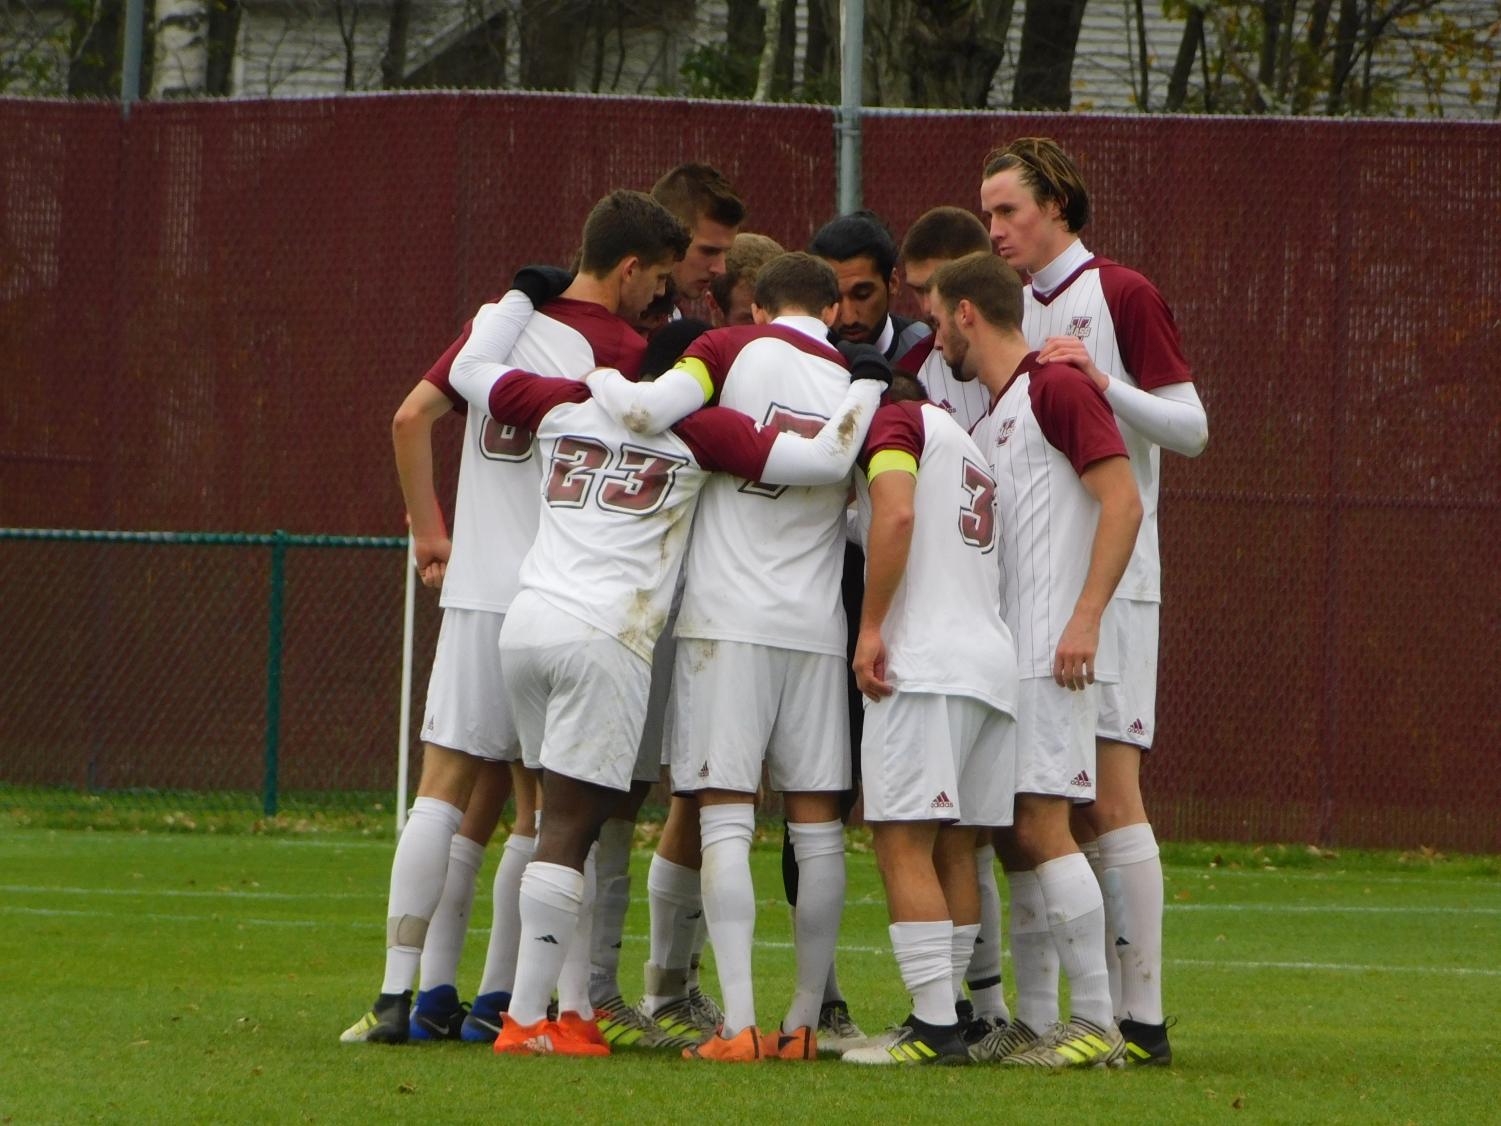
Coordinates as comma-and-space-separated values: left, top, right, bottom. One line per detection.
2, 94, 1498, 850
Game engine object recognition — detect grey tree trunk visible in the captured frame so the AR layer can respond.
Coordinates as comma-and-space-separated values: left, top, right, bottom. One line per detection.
1012, 0, 1088, 110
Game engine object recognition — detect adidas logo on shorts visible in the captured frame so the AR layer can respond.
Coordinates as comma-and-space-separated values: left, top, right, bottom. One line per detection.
1127, 718, 1146, 738
1069, 770, 1092, 789
929, 791, 954, 810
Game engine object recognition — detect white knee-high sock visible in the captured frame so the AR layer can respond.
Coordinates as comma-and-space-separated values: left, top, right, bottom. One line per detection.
1036, 853, 1112, 1028
950, 923, 980, 1002
784, 820, 846, 1034
381, 796, 463, 995
1098, 823, 1164, 1025
1081, 839, 1122, 1018
1006, 868, 1059, 1031
699, 804, 757, 1035
475, 831, 534, 998
893, 920, 957, 1026
965, 845, 1009, 1021
418, 833, 485, 991
508, 861, 585, 1026
589, 819, 634, 1007
644, 853, 701, 1010
556, 846, 597, 1017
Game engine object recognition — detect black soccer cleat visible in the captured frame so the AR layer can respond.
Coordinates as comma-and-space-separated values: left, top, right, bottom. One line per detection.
1118, 1017, 1174, 1066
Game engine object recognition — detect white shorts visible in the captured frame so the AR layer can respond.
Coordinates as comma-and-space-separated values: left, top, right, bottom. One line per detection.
1014, 676, 1097, 803
669, 639, 850, 794
1096, 599, 1158, 749
421, 607, 520, 762
860, 691, 1015, 827
498, 591, 655, 793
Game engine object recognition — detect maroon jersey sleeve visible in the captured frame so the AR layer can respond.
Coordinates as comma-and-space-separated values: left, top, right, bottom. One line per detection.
539, 298, 647, 381
671, 407, 777, 480
488, 372, 591, 435
421, 321, 473, 413
858, 400, 926, 473
895, 333, 934, 375
1097, 263, 1193, 391
1029, 362, 1129, 475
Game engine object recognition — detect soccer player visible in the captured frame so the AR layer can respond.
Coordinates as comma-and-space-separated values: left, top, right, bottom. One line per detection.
929, 251, 1141, 1068
838, 371, 1019, 1066
338, 194, 657, 1046
706, 233, 784, 327
446, 280, 890, 1060
633, 162, 746, 328
982, 137, 1207, 1065
810, 210, 930, 362
583, 252, 892, 1061
895, 207, 996, 433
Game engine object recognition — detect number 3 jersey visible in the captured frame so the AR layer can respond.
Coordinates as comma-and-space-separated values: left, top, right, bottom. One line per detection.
854, 400, 1018, 716
485, 372, 821, 663
423, 296, 646, 615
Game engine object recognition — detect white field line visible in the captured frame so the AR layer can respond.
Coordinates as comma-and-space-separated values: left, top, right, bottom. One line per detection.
5, 885, 1498, 916
5, 903, 1500, 979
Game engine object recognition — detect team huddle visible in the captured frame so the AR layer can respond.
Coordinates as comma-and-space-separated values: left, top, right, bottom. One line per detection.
343, 138, 1208, 1068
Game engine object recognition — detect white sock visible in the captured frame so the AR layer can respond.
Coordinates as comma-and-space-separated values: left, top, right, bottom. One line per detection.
645, 854, 701, 1010
1099, 822, 1164, 1024
508, 861, 584, 1026
1036, 852, 1113, 1028
418, 833, 485, 991
589, 819, 634, 1007
892, 920, 957, 1026
823, 961, 844, 1005
687, 917, 708, 991
556, 846, 597, 1017
950, 923, 979, 1003
381, 796, 463, 995
966, 845, 1009, 1021
475, 831, 534, 997
1081, 839, 1123, 1018
784, 820, 846, 1034
700, 804, 757, 1036
1006, 868, 1059, 1030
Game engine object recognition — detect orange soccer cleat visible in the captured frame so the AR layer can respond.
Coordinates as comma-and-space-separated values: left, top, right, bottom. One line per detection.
492, 1014, 610, 1058
773, 1025, 818, 1060
682, 1024, 767, 1062
557, 1010, 608, 1048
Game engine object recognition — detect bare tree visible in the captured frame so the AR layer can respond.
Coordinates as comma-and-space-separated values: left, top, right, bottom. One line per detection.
1012, 0, 1089, 109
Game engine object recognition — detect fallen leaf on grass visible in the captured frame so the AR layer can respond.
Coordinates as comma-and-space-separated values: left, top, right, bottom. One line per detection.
1232, 1096, 1246, 1109
397, 1082, 416, 1095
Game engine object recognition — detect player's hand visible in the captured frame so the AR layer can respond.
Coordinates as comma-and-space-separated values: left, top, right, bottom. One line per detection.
1053, 610, 1099, 691
511, 264, 574, 308
1037, 335, 1109, 393
413, 533, 451, 591
853, 627, 894, 700
837, 341, 893, 388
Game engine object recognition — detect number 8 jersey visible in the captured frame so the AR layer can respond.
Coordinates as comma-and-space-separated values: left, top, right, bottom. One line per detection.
855, 400, 1018, 716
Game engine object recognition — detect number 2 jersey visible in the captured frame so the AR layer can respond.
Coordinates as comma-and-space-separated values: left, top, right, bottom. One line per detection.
484, 372, 845, 663
422, 296, 645, 614
855, 400, 1018, 716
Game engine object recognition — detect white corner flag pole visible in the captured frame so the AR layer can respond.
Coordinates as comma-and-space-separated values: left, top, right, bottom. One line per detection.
396, 533, 417, 836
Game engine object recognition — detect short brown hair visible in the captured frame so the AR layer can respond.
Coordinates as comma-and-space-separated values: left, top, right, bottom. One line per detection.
886, 372, 929, 403
931, 252, 1023, 331
900, 206, 992, 264
753, 252, 839, 317
981, 137, 1090, 233
651, 162, 747, 230
579, 189, 691, 277
708, 232, 784, 313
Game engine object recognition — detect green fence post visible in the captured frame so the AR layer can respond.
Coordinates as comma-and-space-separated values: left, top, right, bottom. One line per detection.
263, 529, 288, 816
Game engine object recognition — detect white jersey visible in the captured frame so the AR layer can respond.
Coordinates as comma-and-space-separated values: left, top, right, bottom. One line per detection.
425, 297, 645, 613
1023, 243, 1194, 603
896, 335, 992, 435
486, 373, 796, 662
976, 353, 1129, 682
855, 400, 1018, 715
672, 316, 855, 657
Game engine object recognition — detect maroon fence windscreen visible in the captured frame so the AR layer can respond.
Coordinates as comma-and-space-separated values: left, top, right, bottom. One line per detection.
2, 94, 1497, 850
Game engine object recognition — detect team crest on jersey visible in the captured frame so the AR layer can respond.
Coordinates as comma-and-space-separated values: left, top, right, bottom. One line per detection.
996, 417, 1017, 446
1066, 315, 1093, 339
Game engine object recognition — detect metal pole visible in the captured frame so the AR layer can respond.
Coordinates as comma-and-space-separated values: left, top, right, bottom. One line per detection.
262, 530, 288, 817
838, 0, 865, 215
121, 0, 147, 115
395, 535, 417, 836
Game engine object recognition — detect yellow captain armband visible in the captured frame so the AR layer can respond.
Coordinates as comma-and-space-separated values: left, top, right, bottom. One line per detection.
867, 449, 918, 482
672, 356, 715, 403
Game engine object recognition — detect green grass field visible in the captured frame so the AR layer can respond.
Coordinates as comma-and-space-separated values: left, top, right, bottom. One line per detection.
2, 827, 1497, 1124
